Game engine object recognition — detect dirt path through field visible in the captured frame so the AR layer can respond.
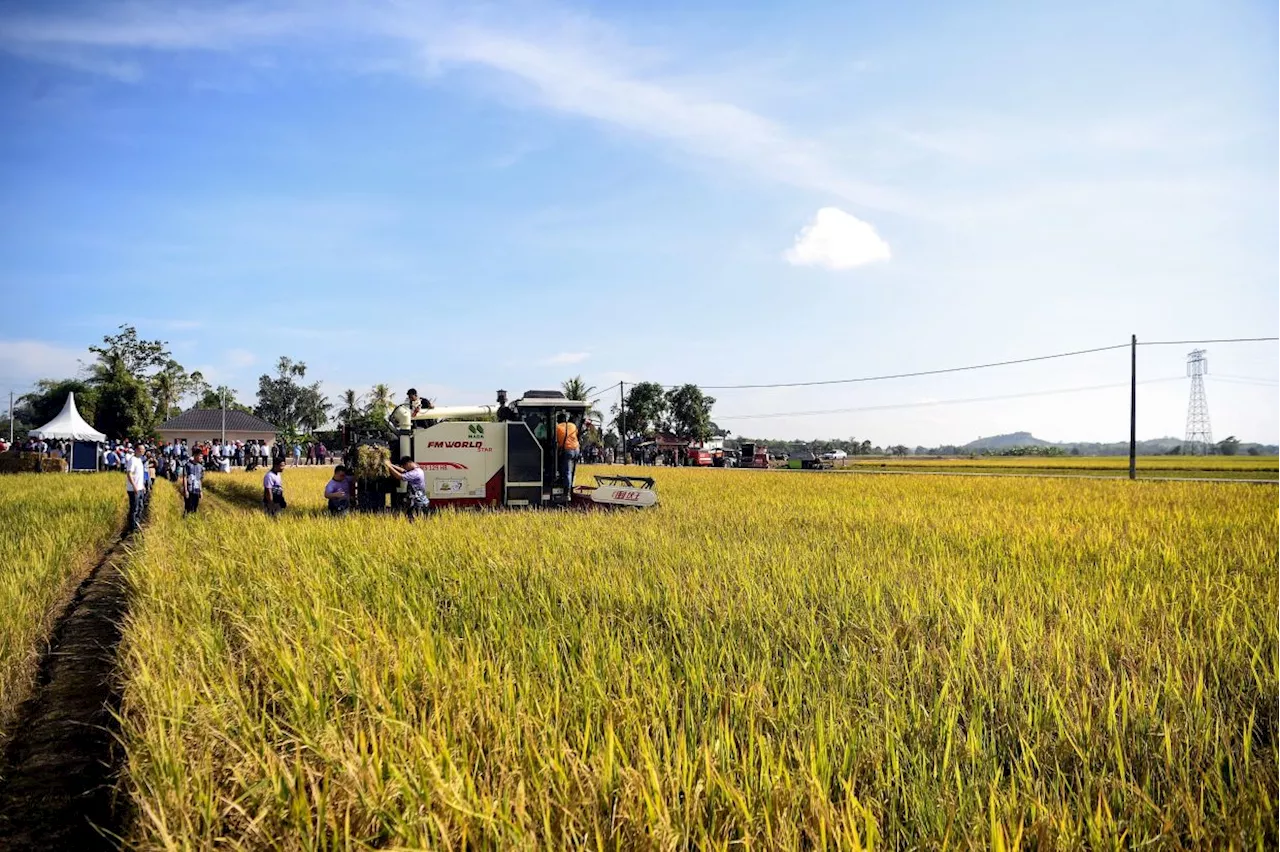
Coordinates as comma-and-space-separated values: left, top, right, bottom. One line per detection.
0, 516, 139, 849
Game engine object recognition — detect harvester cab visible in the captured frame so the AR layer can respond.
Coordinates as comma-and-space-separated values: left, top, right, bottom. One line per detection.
377, 390, 658, 511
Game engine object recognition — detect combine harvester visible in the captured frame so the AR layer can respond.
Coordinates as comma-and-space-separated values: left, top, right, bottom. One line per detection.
358, 389, 657, 511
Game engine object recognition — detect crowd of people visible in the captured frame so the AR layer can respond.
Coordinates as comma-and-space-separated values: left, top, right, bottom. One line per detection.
7, 387, 623, 527
103, 438, 282, 473
0, 436, 73, 458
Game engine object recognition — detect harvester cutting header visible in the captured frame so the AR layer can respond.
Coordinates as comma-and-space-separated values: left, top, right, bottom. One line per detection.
351, 389, 657, 511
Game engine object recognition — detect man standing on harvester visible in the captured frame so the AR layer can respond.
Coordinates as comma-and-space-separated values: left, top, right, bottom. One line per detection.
556, 411, 580, 491
496, 389, 519, 422
406, 388, 432, 418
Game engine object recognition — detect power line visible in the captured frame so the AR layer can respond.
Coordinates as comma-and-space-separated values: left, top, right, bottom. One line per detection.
1215, 374, 1279, 382
1137, 336, 1278, 346
665, 343, 1131, 391
1208, 370, 1280, 383
717, 377, 1183, 420
644, 336, 1274, 393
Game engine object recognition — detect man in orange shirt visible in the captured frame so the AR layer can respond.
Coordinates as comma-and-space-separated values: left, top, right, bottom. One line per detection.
555, 411, 580, 491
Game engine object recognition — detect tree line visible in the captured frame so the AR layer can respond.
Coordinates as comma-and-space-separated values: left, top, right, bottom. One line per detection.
7, 326, 209, 440
4, 326, 692, 450
3, 326, 337, 442
612, 382, 718, 443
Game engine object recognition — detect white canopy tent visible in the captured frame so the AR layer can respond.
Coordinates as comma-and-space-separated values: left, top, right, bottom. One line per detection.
29, 393, 106, 471
29, 392, 107, 441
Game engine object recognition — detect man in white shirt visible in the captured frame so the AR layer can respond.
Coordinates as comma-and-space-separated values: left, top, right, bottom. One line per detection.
124, 448, 146, 532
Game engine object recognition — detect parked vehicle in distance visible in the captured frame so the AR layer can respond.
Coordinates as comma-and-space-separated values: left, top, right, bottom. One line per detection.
820, 449, 848, 460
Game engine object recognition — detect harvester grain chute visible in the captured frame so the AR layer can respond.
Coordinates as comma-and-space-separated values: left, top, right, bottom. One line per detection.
349, 389, 658, 511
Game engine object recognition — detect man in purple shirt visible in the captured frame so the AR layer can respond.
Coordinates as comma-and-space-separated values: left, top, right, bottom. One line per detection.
385, 455, 429, 520
323, 465, 352, 515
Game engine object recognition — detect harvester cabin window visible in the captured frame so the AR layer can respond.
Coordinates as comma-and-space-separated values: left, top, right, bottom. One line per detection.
524, 412, 550, 444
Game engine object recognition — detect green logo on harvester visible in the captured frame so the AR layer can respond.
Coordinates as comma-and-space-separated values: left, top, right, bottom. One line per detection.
468, 424, 485, 437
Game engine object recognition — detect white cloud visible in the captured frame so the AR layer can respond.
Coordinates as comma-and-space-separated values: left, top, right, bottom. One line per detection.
0, 339, 87, 385
225, 348, 256, 368
784, 207, 891, 270
0, 2, 909, 214
540, 351, 591, 366
411, 24, 908, 213
1, 42, 142, 81
0, 5, 311, 52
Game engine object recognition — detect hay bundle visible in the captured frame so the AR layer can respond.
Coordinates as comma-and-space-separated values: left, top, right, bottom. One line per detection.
353, 444, 391, 479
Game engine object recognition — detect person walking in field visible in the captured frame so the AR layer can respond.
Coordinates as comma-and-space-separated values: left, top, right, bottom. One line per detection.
263, 458, 287, 516
142, 453, 155, 502
384, 456, 428, 520
124, 447, 146, 532
324, 465, 352, 516
181, 451, 204, 516
555, 411, 580, 491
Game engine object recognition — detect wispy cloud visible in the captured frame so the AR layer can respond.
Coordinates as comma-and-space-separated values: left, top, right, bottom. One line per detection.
0, 339, 87, 386
0, 4, 314, 52
0, 2, 907, 215
405, 22, 908, 213
540, 351, 591, 366
2, 41, 142, 81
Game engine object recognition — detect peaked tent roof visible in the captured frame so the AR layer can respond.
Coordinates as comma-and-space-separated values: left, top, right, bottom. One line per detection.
29, 392, 107, 441
158, 408, 278, 433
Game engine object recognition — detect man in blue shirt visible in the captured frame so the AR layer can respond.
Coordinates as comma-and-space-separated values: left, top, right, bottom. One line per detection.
181, 451, 205, 515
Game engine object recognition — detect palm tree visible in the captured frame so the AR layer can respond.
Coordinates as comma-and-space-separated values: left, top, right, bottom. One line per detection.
561, 376, 595, 401
339, 389, 364, 427
366, 383, 395, 420
562, 375, 603, 426
151, 369, 177, 421
298, 389, 331, 433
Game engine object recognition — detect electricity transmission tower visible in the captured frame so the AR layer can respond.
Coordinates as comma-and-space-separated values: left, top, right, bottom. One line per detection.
1184, 349, 1212, 455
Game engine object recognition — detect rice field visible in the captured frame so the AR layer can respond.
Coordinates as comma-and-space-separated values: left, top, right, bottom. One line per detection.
110, 466, 1277, 849
0, 473, 124, 736
835, 455, 1278, 480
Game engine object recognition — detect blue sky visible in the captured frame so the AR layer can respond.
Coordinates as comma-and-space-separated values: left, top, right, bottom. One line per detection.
0, 0, 1275, 445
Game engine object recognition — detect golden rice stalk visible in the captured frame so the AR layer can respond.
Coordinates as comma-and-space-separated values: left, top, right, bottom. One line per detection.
352, 444, 391, 479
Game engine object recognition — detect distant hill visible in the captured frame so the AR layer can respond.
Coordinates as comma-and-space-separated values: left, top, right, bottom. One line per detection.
963, 432, 1052, 451
957, 433, 1276, 456
729, 431, 1278, 457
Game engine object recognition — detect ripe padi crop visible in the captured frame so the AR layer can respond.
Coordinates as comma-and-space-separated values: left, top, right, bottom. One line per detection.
352, 444, 391, 480
0, 473, 124, 736
118, 468, 1277, 848
838, 454, 1279, 480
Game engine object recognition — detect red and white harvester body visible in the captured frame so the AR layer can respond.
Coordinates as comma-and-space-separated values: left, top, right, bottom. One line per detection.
384, 390, 657, 510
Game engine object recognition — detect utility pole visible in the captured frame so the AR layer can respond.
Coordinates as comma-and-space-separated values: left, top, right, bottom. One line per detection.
1128, 334, 1137, 480
618, 382, 627, 465
7, 391, 12, 445
220, 387, 227, 447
